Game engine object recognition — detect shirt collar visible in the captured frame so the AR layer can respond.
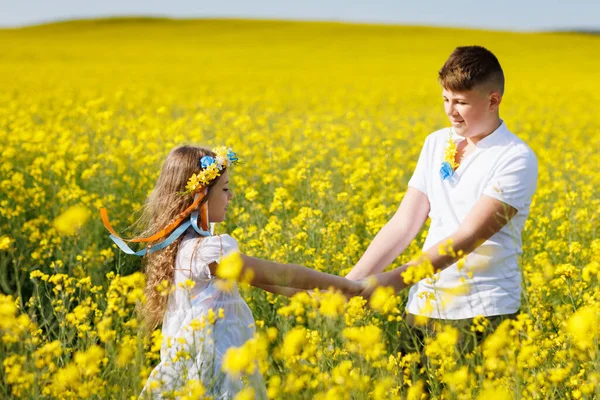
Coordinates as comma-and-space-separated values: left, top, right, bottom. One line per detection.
451, 120, 508, 148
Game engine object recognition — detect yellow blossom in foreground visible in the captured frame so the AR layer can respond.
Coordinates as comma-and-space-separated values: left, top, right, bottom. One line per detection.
566, 305, 599, 351
179, 379, 206, 400
53, 205, 91, 235
216, 251, 244, 281
317, 289, 347, 317
234, 387, 255, 400
343, 325, 386, 361
476, 386, 512, 400
369, 286, 400, 314
281, 326, 308, 358
222, 334, 268, 378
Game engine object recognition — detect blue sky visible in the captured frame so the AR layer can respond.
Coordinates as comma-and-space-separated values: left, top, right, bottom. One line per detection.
1, 0, 599, 31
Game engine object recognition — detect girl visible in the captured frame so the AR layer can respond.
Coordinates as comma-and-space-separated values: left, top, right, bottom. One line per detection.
101, 145, 363, 399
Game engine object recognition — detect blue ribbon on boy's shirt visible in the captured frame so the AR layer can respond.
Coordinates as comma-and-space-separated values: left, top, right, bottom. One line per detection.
440, 161, 455, 181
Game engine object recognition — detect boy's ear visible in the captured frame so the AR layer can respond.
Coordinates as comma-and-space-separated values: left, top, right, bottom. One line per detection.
489, 91, 502, 112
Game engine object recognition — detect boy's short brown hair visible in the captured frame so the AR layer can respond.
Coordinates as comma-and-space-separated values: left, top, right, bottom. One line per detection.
439, 46, 505, 95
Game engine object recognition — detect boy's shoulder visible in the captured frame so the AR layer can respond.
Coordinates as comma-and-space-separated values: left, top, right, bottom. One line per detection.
501, 126, 538, 163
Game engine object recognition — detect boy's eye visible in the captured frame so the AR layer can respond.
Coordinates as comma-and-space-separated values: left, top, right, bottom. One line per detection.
223, 188, 229, 192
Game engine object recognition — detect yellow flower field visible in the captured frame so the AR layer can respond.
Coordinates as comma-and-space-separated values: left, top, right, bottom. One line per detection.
0, 18, 599, 399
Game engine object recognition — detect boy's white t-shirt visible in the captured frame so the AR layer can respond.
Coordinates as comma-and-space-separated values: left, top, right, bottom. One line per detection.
405, 121, 538, 319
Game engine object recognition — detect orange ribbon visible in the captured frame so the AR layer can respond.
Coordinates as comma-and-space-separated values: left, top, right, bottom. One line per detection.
100, 190, 207, 244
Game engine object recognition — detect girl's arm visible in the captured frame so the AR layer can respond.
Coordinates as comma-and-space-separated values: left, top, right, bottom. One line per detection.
251, 283, 304, 297
238, 254, 363, 296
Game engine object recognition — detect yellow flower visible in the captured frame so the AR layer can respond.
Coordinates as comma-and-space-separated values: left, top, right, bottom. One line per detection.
234, 387, 255, 400
343, 325, 386, 361
222, 334, 267, 378
179, 379, 206, 400
443, 365, 470, 392
344, 295, 367, 325
317, 290, 347, 318
74, 345, 105, 376
0, 235, 13, 250
245, 187, 259, 201
443, 134, 459, 169
406, 380, 426, 400
281, 326, 308, 358
216, 251, 244, 281
185, 173, 202, 192
424, 324, 459, 360
566, 305, 599, 350
369, 286, 401, 314
116, 335, 136, 367
53, 205, 91, 235
476, 386, 512, 400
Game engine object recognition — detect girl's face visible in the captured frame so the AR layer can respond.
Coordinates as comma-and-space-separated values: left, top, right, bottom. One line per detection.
207, 170, 234, 223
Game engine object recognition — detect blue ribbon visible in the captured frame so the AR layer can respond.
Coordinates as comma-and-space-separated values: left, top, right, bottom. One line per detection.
190, 209, 212, 237
440, 161, 455, 181
108, 212, 212, 257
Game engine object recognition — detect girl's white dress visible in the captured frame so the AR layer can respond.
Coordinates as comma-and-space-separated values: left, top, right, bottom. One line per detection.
140, 232, 267, 399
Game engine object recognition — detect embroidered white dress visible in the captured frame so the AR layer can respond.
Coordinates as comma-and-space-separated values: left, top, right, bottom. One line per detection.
140, 233, 266, 399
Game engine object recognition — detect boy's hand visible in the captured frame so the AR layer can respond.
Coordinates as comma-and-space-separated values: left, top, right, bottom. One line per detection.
357, 276, 380, 300
344, 278, 368, 299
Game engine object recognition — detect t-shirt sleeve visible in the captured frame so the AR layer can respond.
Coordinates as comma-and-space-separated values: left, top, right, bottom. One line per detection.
483, 149, 538, 211
407, 136, 430, 196
183, 234, 239, 280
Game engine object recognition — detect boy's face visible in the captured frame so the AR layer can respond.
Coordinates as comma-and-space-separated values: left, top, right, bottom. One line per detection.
442, 86, 501, 138
207, 170, 234, 223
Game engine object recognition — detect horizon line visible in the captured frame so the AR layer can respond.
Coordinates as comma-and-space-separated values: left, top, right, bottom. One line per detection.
2, 15, 599, 35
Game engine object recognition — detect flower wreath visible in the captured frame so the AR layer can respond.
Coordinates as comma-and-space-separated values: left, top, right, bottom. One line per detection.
183, 147, 240, 194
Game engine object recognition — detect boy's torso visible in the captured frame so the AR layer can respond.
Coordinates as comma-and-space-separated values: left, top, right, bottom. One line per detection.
406, 122, 536, 319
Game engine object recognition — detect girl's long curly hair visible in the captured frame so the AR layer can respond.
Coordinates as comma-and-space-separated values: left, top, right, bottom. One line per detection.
138, 145, 221, 331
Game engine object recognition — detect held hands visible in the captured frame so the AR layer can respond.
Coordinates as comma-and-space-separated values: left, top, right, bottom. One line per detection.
357, 276, 379, 299
354, 267, 409, 300
331, 278, 369, 300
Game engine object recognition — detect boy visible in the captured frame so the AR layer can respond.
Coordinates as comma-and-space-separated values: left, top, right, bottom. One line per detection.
347, 46, 538, 330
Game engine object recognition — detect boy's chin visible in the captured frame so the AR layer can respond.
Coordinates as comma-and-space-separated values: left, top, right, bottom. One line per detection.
452, 125, 468, 136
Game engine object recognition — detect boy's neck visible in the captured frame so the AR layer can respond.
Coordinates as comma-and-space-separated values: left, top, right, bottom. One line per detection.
466, 117, 502, 146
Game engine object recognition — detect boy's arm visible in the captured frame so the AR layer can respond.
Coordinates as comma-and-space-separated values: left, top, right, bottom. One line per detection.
345, 187, 430, 281
360, 195, 518, 296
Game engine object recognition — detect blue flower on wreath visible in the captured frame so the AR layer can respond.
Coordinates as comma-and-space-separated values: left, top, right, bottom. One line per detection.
200, 156, 215, 169
227, 149, 239, 163
440, 161, 454, 181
